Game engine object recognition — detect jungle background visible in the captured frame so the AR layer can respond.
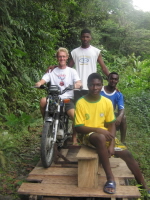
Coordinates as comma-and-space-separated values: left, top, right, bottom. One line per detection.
0, 0, 150, 199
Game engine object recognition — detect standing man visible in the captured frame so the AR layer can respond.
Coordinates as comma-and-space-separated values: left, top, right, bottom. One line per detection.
68, 29, 110, 90
74, 73, 150, 194
36, 47, 82, 145
100, 72, 127, 143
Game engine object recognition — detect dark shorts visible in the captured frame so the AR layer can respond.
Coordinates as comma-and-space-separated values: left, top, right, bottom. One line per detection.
74, 90, 88, 104
65, 99, 74, 112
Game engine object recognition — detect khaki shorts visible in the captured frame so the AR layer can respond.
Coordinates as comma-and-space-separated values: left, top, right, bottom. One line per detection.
79, 132, 127, 151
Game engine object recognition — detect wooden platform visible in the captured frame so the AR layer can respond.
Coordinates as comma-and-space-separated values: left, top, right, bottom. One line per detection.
18, 146, 141, 199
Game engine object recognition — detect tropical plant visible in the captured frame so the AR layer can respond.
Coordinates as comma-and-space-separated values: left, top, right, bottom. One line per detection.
0, 132, 19, 168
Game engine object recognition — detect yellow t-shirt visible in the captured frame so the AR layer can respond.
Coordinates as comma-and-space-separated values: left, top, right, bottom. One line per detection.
74, 95, 116, 130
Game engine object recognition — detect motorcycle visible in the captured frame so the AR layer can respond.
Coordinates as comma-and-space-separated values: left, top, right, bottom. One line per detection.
34, 84, 74, 168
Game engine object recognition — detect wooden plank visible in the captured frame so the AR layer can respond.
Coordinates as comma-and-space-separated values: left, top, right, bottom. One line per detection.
78, 158, 98, 188
98, 157, 134, 178
29, 167, 77, 176
65, 147, 80, 162
36, 160, 62, 168
18, 182, 141, 198
27, 173, 77, 182
27, 158, 134, 182
76, 146, 99, 188
27, 175, 42, 182
109, 157, 124, 166
58, 149, 69, 161
28, 174, 120, 186
36, 148, 79, 167
118, 178, 127, 186
41, 176, 77, 185
41, 176, 112, 184
98, 165, 134, 178
76, 146, 98, 160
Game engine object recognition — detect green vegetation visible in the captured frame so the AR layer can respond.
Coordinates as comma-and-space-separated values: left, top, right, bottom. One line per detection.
0, 0, 150, 199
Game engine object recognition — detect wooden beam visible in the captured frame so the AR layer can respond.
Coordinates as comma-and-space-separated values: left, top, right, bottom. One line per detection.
18, 182, 141, 198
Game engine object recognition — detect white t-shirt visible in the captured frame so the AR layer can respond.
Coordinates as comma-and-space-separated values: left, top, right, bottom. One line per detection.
42, 67, 80, 99
71, 45, 100, 89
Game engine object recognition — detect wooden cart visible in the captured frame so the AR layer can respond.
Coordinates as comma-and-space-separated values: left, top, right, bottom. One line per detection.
18, 145, 141, 200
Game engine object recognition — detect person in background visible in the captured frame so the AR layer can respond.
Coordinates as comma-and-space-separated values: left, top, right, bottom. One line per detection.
74, 73, 150, 195
35, 47, 82, 145
100, 72, 127, 143
68, 28, 110, 90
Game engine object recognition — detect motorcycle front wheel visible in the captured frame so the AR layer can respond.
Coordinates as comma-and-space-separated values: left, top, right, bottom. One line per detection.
41, 122, 54, 168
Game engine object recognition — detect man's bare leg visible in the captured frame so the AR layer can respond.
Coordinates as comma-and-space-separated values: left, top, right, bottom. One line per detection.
90, 133, 115, 193
116, 150, 149, 190
120, 115, 127, 143
40, 97, 47, 119
67, 109, 78, 145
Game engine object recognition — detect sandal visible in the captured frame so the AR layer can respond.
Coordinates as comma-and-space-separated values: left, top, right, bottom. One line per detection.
103, 181, 116, 194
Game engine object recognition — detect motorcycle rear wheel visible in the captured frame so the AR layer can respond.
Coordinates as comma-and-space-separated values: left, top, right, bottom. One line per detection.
41, 122, 54, 168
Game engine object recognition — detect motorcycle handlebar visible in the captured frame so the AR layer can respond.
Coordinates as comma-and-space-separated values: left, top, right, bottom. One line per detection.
31, 85, 47, 89
32, 84, 82, 95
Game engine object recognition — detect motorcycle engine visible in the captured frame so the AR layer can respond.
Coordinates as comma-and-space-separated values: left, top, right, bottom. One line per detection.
57, 129, 65, 139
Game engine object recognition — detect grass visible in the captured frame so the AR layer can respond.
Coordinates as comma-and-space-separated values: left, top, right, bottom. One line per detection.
121, 93, 150, 199
0, 117, 42, 200
125, 106, 150, 181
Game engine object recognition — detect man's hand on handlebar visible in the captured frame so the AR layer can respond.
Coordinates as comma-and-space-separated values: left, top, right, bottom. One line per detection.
35, 82, 42, 87
35, 79, 46, 87
74, 80, 82, 89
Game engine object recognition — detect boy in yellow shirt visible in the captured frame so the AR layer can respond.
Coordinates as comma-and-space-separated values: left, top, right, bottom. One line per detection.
74, 73, 149, 195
